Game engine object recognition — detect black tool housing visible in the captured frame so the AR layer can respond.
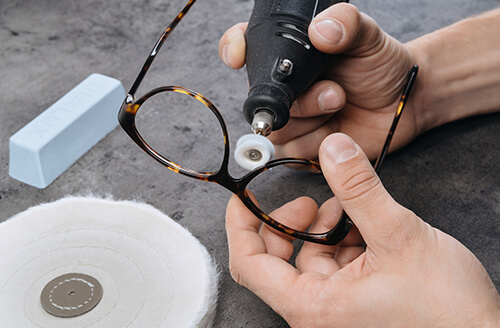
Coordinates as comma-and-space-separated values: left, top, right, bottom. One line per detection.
244, 0, 348, 130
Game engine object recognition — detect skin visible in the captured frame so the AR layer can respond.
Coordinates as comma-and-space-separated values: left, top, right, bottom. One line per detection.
218, 4, 500, 160
220, 3, 500, 327
226, 133, 500, 327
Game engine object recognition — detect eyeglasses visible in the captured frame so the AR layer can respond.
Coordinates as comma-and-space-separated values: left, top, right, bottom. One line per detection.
118, 0, 419, 245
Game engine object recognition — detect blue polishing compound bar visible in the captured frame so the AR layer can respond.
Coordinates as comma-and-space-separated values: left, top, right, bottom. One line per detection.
9, 74, 126, 189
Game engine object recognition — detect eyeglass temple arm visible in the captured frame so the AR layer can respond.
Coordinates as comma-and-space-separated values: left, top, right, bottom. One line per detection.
373, 65, 419, 174
324, 65, 419, 245
126, 0, 198, 99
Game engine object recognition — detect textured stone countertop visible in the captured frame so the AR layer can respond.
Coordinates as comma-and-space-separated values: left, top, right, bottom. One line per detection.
1, 0, 499, 326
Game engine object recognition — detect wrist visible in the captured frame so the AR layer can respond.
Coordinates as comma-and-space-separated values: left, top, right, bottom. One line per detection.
403, 41, 431, 135
405, 8, 500, 133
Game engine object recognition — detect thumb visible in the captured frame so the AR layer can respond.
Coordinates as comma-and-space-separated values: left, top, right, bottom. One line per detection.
309, 3, 385, 56
319, 133, 420, 249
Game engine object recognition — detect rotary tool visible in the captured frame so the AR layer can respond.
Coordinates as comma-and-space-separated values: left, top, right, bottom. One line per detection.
244, 0, 348, 134
235, 0, 348, 170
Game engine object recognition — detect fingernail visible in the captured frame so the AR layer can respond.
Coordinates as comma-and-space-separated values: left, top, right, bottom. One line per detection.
312, 19, 345, 44
318, 88, 341, 112
323, 133, 359, 164
222, 44, 232, 67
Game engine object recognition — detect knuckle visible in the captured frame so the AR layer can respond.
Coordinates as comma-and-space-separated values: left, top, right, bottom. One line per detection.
384, 207, 420, 248
340, 166, 380, 202
378, 207, 423, 250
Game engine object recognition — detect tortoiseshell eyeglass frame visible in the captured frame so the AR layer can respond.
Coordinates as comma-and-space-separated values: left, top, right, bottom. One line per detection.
118, 0, 419, 245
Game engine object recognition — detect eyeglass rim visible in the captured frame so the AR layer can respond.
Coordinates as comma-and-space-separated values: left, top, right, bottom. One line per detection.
120, 87, 347, 244
119, 85, 231, 180
117, 0, 419, 245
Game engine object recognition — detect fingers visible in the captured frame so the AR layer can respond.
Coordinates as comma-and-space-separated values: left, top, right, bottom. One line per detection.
310, 3, 385, 56
218, 22, 247, 69
269, 115, 332, 145
272, 118, 338, 160
220, 4, 387, 68
318, 133, 422, 251
259, 197, 318, 260
290, 80, 346, 117
225, 195, 300, 301
295, 197, 364, 275
295, 197, 343, 275
267, 80, 346, 149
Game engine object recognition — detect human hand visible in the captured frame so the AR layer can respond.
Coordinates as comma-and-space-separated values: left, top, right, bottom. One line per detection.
219, 3, 424, 160
225, 133, 500, 327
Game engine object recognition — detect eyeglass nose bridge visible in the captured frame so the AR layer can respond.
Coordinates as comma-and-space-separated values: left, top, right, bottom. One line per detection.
212, 158, 352, 245
120, 90, 354, 246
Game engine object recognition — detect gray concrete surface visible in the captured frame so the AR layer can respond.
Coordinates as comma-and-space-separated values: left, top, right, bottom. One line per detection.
1, 0, 499, 326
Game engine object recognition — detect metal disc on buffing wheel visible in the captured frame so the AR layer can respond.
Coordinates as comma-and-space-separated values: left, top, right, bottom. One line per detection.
40, 273, 103, 318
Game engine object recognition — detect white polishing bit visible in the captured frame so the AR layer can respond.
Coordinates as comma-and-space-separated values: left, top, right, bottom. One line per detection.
235, 134, 275, 170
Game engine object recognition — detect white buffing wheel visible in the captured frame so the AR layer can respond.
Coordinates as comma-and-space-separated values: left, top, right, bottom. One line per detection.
235, 134, 275, 170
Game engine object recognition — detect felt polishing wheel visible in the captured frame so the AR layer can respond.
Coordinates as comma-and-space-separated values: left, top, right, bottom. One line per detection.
0, 197, 218, 328
235, 134, 275, 170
